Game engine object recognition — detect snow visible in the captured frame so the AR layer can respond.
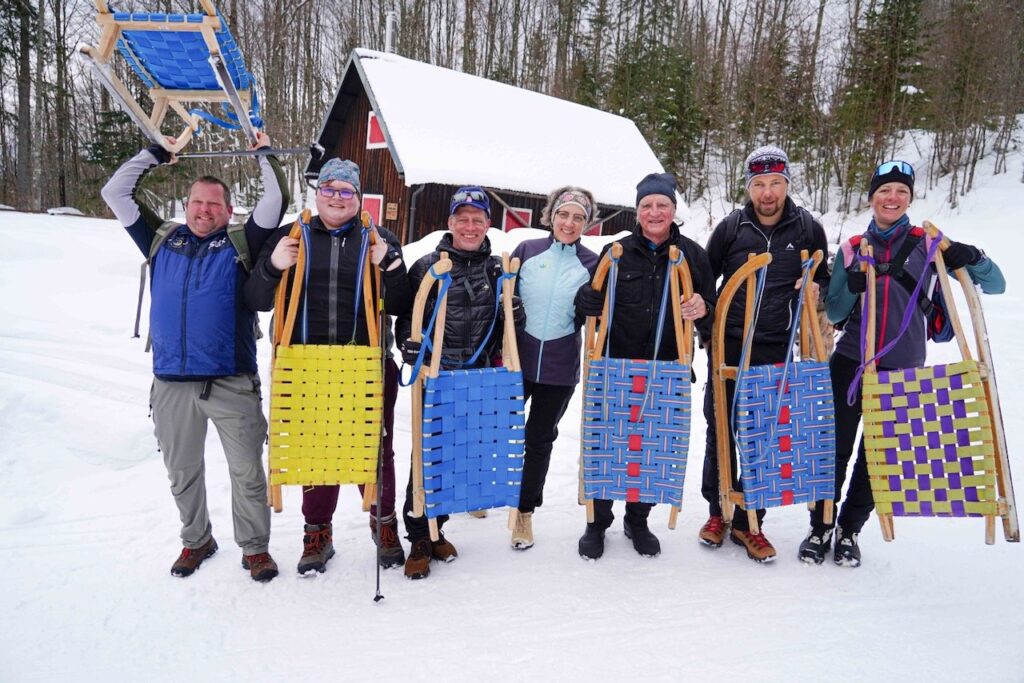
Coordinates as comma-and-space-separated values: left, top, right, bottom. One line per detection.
353, 49, 672, 212
45, 206, 85, 216
3, 151, 1024, 681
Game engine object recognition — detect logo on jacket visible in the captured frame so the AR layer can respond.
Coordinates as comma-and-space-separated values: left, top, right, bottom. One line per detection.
786, 242, 795, 250
168, 235, 188, 249
209, 236, 228, 250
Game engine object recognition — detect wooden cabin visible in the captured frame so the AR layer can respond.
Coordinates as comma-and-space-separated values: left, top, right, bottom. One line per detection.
306, 49, 672, 244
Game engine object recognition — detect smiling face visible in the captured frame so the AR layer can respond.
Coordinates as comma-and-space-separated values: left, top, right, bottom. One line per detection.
551, 205, 587, 244
870, 181, 912, 228
186, 181, 233, 238
637, 193, 675, 244
448, 206, 489, 251
316, 180, 360, 229
747, 174, 788, 226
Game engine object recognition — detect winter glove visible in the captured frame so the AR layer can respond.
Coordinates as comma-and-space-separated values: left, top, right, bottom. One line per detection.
575, 284, 605, 317
146, 143, 172, 165
846, 269, 867, 294
511, 295, 527, 328
942, 241, 982, 270
401, 339, 423, 365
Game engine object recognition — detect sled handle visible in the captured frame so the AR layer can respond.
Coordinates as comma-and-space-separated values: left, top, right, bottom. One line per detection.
587, 242, 623, 362
501, 252, 522, 373
273, 209, 312, 351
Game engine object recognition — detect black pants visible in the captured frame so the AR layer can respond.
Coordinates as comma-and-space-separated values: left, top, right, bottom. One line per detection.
701, 335, 789, 532
809, 352, 876, 534
403, 462, 448, 543
590, 499, 652, 530
518, 380, 576, 513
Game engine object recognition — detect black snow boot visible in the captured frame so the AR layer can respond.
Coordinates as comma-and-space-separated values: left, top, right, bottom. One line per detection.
623, 519, 661, 558
798, 526, 833, 565
578, 524, 606, 560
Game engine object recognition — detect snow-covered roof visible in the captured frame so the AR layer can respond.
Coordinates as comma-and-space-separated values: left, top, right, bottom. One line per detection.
351, 49, 672, 211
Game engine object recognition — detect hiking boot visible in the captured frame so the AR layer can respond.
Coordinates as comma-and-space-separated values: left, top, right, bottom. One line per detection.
404, 537, 433, 580
468, 509, 488, 518
370, 514, 406, 569
511, 511, 534, 550
170, 537, 218, 577
623, 519, 661, 557
698, 515, 727, 548
834, 528, 862, 568
242, 552, 279, 582
578, 524, 605, 560
297, 523, 335, 575
798, 527, 833, 565
730, 528, 777, 563
431, 533, 458, 563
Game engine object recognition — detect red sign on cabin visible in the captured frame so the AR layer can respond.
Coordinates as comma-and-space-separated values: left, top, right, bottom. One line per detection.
584, 222, 603, 237
366, 112, 387, 149
362, 194, 384, 225
502, 207, 532, 232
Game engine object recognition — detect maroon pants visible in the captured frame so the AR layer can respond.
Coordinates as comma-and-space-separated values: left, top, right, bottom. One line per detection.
302, 358, 399, 524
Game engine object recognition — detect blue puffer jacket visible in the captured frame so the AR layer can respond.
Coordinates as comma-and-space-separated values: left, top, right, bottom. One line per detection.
512, 235, 598, 385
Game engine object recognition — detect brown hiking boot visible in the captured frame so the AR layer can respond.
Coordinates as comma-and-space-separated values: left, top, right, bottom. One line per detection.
730, 528, 777, 563
170, 537, 218, 577
242, 552, 280, 582
297, 523, 335, 574
370, 514, 406, 569
698, 516, 727, 548
431, 533, 458, 562
511, 511, 534, 550
404, 537, 433, 580
467, 509, 488, 518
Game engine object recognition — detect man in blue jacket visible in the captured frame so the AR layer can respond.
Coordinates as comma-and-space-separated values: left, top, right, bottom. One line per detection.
102, 133, 288, 582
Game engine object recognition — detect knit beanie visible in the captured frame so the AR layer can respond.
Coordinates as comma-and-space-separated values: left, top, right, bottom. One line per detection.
744, 145, 791, 188
635, 173, 677, 206
318, 158, 361, 194
868, 160, 915, 199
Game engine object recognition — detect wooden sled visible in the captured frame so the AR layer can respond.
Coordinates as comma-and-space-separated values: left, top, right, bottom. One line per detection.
713, 250, 835, 535
860, 222, 1018, 543
579, 243, 695, 529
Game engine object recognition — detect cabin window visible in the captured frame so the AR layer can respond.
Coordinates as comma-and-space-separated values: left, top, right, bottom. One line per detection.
366, 112, 387, 149
362, 194, 384, 225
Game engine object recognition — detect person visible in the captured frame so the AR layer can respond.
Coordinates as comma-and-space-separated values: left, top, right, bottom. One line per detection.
508, 187, 600, 550
242, 158, 412, 574
396, 186, 525, 579
101, 133, 289, 582
802, 159, 1005, 567
698, 145, 830, 563
574, 172, 716, 560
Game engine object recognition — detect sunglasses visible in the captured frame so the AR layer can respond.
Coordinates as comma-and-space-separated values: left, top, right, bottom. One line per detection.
748, 158, 788, 174
452, 189, 487, 204
319, 186, 356, 199
872, 160, 915, 179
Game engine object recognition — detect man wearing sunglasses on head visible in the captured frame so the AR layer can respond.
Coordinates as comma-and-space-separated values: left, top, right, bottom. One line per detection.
243, 158, 412, 575
697, 145, 830, 563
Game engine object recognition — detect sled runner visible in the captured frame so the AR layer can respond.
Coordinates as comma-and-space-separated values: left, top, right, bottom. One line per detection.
266, 210, 384, 513
860, 222, 1018, 543
579, 244, 694, 529
713, 250, 835, 535
406, 253, 526, 542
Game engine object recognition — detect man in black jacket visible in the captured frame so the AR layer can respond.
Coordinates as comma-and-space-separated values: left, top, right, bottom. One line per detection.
575, 172, 716, 560
698, 145, 830, 562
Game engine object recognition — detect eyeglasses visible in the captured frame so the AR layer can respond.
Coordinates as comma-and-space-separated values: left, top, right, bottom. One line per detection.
452, 189, 487, 204
748, 158, 788, 174
319, 186, 356, 199
872, 160, 915, 179
554, 210, 587, 225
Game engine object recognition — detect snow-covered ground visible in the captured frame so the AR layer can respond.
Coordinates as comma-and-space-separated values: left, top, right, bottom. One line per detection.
2, 149, 1023, 681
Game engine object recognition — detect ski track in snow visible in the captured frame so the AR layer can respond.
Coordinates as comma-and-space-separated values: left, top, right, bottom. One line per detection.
3, 152, 1024, 681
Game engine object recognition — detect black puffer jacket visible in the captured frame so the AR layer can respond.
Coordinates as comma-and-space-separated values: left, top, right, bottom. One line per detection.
705, 198, 829, 344
396, 233, 505, 369
243, 215, 411, 347
579, 222, 717, 361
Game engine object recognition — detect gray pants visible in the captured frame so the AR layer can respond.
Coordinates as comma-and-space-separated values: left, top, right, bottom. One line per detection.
151, 374, 270, 554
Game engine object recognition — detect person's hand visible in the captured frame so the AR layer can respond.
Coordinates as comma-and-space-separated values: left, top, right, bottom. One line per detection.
943, 241, 982, 270
680, 293, 707, 320
147, 136, 178, 165
270, 236, 299, 271
847, 270, 867, 294
576, 284, 605, 317
250, 131, 271, 150
511, 295, 526, 327
401, 339, 422, 365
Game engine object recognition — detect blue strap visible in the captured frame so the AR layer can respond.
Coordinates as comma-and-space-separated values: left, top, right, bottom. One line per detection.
651, 251, 684, 362
351, 228, 370, 342
399, 267, 452, 387
602, 252, 620, 359
298, 216, 313, 344
730, 265, 769, 462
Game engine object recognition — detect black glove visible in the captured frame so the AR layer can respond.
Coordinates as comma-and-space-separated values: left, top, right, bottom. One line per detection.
146, 143, 172, 164
511, 295, 527, 328
943, 241, 982, 270
401, 339, 422, 365
576, 284, 605, 317
846, 269, 867, 294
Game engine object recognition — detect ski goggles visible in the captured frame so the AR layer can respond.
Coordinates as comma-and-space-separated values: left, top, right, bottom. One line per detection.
872, 160, 915, 180
318, 186, 357, 199
747, 157, 788, 175
449, 187, 490, 216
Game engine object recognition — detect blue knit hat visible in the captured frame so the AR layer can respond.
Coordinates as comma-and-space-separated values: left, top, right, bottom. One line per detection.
635, 173, 677, 206
744, 145, 791, 188
449, 186, 490, 217
318, 158, 361, 194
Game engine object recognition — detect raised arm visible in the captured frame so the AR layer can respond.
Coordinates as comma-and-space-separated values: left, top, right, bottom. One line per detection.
100, 144, 171, 256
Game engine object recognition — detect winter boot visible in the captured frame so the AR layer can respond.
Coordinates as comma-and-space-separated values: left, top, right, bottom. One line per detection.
370, 513, 406, 569
834, 528, 862, 567
431, 533, 458, 563
297, 523, 335, 575
242, 552, 279, 582
623, 519, 661, 557
698, 516, 727, 548
404, 537, 433, 580
730, 528, 777, 563
468, 509, 488, 518
798, 527, 833, 565
578, 524, 606, 560
170, 537, 218, 577
511, 511, 534, 550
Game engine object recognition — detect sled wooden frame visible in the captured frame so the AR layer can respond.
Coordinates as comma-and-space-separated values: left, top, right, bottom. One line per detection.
861, 222, 1018, 544
712, 249, 833, 535
77, 0, 258, 153
408, 252, 523, 541
266, 209, 384, 513
577, 243, 695, 529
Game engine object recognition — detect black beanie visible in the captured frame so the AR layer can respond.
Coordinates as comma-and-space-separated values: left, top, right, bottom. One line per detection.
868, 163, 914, 199
636, 173, 678, 206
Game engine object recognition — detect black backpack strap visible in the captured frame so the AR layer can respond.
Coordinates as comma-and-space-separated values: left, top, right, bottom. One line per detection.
877, 227, 935, 316
136, 221, 180, 346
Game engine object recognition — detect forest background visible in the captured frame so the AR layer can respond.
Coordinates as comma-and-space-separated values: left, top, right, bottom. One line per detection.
2, 0, 1022, 220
